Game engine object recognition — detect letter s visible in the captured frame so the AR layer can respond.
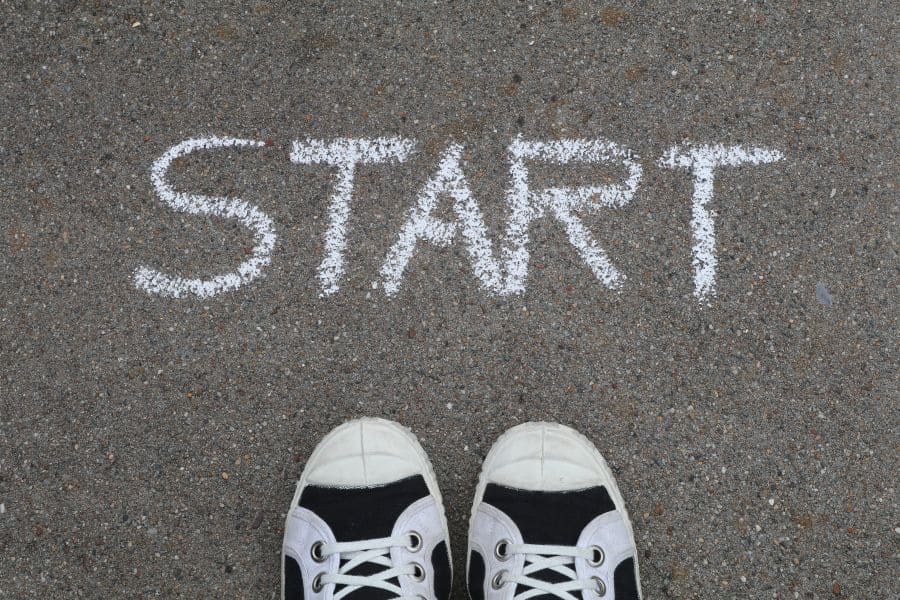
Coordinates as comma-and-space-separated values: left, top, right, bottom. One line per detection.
133, 136, 277, 298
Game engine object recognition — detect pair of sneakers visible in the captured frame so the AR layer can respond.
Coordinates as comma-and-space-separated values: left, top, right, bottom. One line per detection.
282, 418, 642, 600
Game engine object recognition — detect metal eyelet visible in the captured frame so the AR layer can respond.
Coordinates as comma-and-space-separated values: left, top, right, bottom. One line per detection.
310, 541, 326, 563
407, 531, 423, 552
312, 572, 325, 592
491, 570, 507, 589
411, 562, 426, 581
494, 539, 511, 561
588, 545, 605, 567
592, 576, 606, 596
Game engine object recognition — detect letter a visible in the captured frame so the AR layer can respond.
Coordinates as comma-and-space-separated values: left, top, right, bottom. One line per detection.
380, 144, 503, 296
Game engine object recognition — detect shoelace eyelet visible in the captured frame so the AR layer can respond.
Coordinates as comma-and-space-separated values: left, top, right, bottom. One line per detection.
592, 576, 606, 596
411, 562, 426, 581
588, 545, 605, 567
494, 539, 511, 561
312, 572, 325, 592
310, 541, 326, 563
491, 570, 507, 589
407, 531, 423, 552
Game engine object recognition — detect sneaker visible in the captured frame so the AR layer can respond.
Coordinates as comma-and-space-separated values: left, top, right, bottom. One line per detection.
283, 418, 452, 600
466, 422, 641, 600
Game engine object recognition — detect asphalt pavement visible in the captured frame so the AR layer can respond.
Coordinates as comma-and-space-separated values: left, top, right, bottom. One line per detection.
1, 2, 897, 598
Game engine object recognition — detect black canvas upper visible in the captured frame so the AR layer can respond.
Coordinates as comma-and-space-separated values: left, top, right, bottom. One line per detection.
613, 557, 640, 600
299, 475, 430, 541
286, 475, 451, 600
284, 555, 304, 600
431, 541, 452, 600
476, 483, 635, 600
482, 483, 615, 545
468, 550, 486, 600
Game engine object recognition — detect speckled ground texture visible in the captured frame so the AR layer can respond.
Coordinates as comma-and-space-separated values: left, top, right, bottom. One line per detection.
1, 1, 897, 598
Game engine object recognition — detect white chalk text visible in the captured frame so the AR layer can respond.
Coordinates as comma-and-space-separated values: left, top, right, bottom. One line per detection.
134, 136, 783, 305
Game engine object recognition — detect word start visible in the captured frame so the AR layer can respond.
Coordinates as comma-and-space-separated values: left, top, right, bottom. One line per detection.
133, 135, 784, 305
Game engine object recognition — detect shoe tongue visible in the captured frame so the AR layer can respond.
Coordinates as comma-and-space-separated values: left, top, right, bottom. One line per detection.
336, 561, 399, 600
515, 567, 576, 600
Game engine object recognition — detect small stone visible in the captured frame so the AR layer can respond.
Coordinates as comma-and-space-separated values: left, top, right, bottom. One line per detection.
671, 564, 689, 579
221, 472, 230, 480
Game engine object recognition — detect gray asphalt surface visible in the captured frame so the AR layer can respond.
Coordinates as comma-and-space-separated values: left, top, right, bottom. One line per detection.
1, 1, 897, 598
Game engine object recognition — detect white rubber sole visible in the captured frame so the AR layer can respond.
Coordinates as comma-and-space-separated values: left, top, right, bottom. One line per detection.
466, 422, 642, 600
282, 417, 452, 600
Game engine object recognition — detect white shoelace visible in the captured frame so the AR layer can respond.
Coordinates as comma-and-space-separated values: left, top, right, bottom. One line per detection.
497, 543, 605, 600
316, 534, 423, 600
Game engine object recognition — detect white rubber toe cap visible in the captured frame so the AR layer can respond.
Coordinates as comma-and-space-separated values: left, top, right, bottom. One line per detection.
480, 422, 615, 492
302, 418, 428, 487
